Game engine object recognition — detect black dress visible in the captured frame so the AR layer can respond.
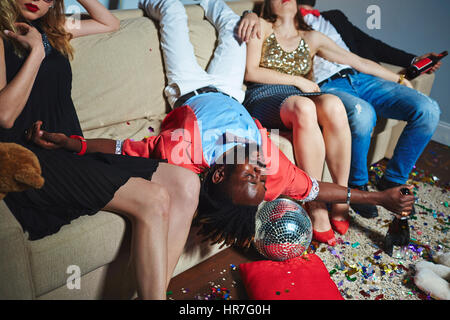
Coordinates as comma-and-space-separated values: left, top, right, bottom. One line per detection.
0, 26, 163, 241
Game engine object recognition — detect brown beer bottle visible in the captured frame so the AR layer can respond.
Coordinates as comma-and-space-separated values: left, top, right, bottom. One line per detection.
405, 51, 447, 80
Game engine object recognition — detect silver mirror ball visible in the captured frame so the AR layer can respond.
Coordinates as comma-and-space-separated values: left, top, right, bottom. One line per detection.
254, 198, 312, 261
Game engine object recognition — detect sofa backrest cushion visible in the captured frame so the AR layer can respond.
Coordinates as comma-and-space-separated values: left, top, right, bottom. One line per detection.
69, 1, 255, 132
70, 15, 166, 131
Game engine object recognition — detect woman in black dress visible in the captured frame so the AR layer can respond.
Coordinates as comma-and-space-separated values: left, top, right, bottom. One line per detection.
0, 0, 200, 300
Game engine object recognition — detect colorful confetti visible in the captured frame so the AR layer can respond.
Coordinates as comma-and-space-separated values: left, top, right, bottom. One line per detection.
313, 155, 449, 300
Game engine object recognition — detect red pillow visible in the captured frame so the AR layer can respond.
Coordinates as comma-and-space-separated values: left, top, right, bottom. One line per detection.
239, 253, 343, 300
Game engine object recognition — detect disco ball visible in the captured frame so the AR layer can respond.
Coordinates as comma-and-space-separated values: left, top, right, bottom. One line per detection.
254, 198, 312, 261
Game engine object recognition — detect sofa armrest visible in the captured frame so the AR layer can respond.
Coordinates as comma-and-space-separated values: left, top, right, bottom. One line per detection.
0, 202, 35, 299
410, 73, 435, 96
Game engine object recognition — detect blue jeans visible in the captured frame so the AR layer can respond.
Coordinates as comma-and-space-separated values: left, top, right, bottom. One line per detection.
320, 72, 440, 186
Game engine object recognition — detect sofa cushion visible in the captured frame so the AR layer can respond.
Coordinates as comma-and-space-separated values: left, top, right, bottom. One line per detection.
70, 17, 167, 132
28, 211, 128, 297
83, 114, 166, 141
172, 224, 229, 277
0, 226, 34, 299
268, 131, 296, 164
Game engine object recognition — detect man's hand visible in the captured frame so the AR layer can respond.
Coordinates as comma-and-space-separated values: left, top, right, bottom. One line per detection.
415, 53, 443, 74
26, 121, 70, 150
378, 185, 415, 216
403, 78, 413, 89
238, 12, 261, 43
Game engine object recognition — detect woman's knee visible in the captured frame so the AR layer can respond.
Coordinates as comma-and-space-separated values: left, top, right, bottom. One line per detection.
176, 170, 201, 210
154, 164, 200, 218
283, 96, 317, 126
319, 94, 344, 108
133, 181, 171, 223
316, 94, 348, 125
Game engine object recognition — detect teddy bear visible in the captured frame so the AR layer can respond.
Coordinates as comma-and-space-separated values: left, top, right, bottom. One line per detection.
414, 252, 450, 300
0, 142, 45, 200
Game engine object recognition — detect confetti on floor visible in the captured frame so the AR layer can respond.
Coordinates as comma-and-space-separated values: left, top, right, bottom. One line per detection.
308, 163, 449, 300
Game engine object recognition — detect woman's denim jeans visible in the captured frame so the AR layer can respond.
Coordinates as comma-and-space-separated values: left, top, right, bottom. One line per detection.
321, 72, 440, 186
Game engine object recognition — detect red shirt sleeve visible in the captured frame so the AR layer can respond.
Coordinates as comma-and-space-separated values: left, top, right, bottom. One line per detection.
122, 136, 163, 159
121, 106, 207, 175
257, 124, 312, 201
282, 163, 314, 200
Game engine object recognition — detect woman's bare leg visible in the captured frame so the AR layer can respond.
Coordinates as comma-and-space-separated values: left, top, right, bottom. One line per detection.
103, 177, 170, 300
312, 94, 351, 221
280, 96, 325, 177
150, 163, 200, 287
280, 96, 330, 232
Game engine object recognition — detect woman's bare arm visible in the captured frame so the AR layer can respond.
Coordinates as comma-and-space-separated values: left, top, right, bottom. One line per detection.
65, 0, 120, 39
0, 27, 45, 129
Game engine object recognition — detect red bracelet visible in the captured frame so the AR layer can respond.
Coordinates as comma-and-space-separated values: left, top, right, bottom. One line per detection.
69, 135, 87, 156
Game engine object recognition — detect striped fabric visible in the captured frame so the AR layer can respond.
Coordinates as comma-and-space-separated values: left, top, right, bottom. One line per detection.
243, 83, 322, 130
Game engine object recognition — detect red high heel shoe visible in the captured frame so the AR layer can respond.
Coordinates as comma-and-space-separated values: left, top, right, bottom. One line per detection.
313, 229, 336, 246
330, 219, 350, 235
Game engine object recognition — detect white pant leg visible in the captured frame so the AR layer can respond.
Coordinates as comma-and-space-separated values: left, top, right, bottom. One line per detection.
140, 0, 212, 108
199, 0, 246, 103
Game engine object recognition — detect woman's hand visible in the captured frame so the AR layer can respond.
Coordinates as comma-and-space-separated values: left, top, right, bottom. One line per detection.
26, 121, 71, 150
378, 185, 415, 216
238, 12, 261, 43
293, 77, 321, 93
4, 23, 44, 56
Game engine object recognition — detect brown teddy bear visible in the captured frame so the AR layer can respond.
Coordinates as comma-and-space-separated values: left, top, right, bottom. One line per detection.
0, 143, 45, 200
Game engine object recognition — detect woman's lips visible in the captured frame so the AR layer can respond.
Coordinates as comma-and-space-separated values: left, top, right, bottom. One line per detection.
282, 0, 291, 3
25, 3, 39, 13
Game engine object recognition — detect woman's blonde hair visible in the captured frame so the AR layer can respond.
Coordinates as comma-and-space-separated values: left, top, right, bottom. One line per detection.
0, 0, 74, 59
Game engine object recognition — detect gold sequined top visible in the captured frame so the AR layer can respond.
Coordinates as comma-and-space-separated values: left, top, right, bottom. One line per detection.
260, 32, 313, 80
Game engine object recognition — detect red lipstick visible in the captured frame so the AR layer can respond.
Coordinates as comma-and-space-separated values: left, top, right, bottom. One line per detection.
25, 3, 39, 13
282, 0, 291, 3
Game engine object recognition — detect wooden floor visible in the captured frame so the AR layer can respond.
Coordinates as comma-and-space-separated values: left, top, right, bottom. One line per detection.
166, 141, 449, 300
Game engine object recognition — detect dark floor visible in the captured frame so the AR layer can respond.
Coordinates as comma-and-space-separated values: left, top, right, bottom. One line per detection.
166, 141, 449, 300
